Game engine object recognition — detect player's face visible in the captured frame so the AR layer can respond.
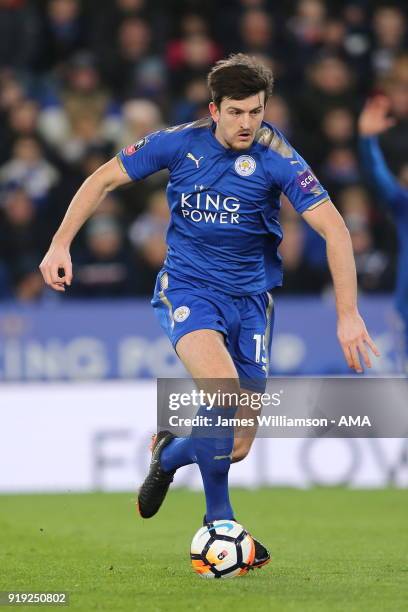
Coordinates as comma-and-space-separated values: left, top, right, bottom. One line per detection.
209, 92, 266, 151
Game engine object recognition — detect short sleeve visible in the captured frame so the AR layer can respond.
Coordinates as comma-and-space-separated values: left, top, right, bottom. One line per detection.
116, 129, 180, 181
267, 130, 330, 213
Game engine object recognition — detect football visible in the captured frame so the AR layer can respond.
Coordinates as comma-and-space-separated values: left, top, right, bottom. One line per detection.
190, 520, 255, 579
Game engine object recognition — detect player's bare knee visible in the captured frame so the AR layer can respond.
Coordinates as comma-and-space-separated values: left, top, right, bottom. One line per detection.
231, 448, 248, 463
232, 439, 251, 462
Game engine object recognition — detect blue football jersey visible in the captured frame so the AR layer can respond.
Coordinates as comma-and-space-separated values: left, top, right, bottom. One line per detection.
117, 119, 330, 296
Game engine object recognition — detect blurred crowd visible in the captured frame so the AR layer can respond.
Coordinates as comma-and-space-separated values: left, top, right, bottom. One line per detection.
0, 0, 407, 300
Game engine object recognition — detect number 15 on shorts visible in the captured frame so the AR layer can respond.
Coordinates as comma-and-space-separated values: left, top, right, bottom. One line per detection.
253, 333, 267, 365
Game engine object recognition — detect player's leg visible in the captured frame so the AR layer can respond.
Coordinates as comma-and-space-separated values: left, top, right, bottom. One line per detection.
228, 291, 275, 463
160, 329, 240, 472
139, 298, 270, 568
160, 390, 259, 468
139, 274, 269, 516
175, 329, 270, 568
160, 336, 260, 469
160, 331, 239, 471
175, 329, 240, 522
175, 328, 238, 378
231, 389, 260, 463
139, 277, 235, 518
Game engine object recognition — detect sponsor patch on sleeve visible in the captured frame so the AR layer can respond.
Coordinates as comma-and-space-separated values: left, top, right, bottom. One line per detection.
124, 137, 147, 156
296, 169, 319, 193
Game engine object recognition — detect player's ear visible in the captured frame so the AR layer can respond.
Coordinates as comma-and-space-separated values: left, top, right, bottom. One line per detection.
209, 101, 219, 122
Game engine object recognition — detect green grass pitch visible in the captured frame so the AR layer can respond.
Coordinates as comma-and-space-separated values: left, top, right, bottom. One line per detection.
0, 488, 407, 611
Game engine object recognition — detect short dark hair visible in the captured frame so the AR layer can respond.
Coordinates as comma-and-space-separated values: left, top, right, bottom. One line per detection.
207, 53, 274, 108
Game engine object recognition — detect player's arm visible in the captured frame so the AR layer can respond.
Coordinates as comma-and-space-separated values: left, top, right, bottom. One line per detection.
302, 200, 380, 372
40, 128, 180, 292
40, 157, 131, 292
358, 96, 404, 210
270, 127, 380, 372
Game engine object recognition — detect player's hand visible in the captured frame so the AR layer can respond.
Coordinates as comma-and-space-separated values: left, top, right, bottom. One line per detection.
337, 312, 380, 373
358, 96, 396, 137
39, 241, 73, 292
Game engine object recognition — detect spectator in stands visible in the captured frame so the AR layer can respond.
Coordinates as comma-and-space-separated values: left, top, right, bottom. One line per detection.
92, 0, 167, 65
115, 0, 146, 13
278, 216, 329, 294
336, 184, 393, 292
92, 0, 148, 55
320, 17, 346, 54
0, 137, 59, 208
171, 77, 209, 123
237, 9, 293, 89
298, 54, 356, 122
166, 12, 213, 63
0, 259, 11, 298
338, 184, 395, 259
0, 188, 48, 300
0, 70, 26, 163
0, 69, 25, 113
40, 0, 87, 70
371, 5, 407, 80
287, 0, 326, 64
340, 3, 372, 88
38, 52, 113, 163
63, 112, 111, 164
166, 30, 222, 96
8, 98, 40, 139
347, 218, 393, 293
317, 106, 356, 168
239, 9, 275, 56
44, 147, 113, 236
398, 162, 408, 188
102, 16, 165, 101
378, 55, 408, 171
295, 54, 357, 165
128, 189, 169, 295
0, 0, 41, 70
114, 98, 163, 152
4, 97, 60, 170
62, 53, 110, 129
92, 192, 124, 221
0, 0, 406, 301
263, 95, 292, 137
68, 214, 135, 298
320, 146, 360, 193
337, 184, 373, 220
321, 107, 355, 149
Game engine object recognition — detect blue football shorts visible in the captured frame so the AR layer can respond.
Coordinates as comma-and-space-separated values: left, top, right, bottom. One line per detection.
151, 270, 274, 391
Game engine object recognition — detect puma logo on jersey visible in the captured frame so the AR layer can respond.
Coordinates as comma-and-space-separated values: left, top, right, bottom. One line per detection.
186, 152, 204, 168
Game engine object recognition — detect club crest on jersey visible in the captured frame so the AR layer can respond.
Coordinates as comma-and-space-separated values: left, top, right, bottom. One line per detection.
124, 137, 147, 156
173, 306, 190, 323
234, 155, 256, 177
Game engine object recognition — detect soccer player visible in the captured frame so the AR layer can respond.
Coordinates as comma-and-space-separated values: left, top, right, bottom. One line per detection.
40, 54, 379, 569
358, 96, 408, 372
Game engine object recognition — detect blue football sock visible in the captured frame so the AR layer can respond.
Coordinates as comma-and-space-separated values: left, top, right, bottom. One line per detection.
161, 437, 196, 472
192, 405, 236, 522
